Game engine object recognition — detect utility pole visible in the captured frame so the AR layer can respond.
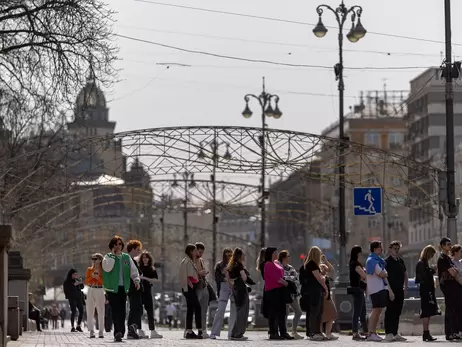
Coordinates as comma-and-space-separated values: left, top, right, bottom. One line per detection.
443, 0, 459, 242
159, 195, 167, 324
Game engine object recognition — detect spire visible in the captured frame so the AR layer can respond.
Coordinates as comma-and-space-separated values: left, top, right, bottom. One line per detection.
87, 54, 96, 83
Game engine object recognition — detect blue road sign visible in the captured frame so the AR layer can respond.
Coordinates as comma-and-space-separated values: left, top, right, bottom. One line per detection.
353, 187, 382, 216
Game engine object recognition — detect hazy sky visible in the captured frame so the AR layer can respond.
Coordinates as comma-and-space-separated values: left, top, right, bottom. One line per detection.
101, 0, 462, 136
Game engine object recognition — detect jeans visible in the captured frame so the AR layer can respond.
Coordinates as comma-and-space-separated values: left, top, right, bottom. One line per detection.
127, 291, 143, 330
86, 287, 105, 335
384, 289, 404, 335
69, 297, 84, 327
308, 290, 324, 335
231, 290, 249, 338
107, 286, 127, 337
211, 282, 236, 337
288, 297, 302, 332
197, 287, 209, 331
352, 289, 368, 333
142, 288, 156, 331
183, 288, 202, 330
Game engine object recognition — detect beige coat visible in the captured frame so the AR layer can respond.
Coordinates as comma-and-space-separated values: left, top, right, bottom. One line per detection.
179, 256, 198, 292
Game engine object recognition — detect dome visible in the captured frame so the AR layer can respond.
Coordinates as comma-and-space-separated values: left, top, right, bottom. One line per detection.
75, 74, 106, 109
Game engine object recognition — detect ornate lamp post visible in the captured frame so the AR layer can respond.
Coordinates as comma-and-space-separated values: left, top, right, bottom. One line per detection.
313, 1, 366, 282
242, 77, 282, 250
198, 136, 231, 267
172, 171, 196, 248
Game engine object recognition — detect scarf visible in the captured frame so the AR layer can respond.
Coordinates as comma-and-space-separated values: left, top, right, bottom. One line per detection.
366, 253, 387, 285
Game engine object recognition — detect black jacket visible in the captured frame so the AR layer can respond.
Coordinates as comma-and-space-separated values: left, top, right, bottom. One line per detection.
63, 268, 84, 300
129, 257, 143, 295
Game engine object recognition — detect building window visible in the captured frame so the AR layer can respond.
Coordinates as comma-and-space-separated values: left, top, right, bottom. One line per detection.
388, 132, 404, 149
391, 177, 402, 187
364, 132, 380, 147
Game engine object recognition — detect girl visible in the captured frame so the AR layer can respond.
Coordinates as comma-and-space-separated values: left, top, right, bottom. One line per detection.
139, 251, 163, 338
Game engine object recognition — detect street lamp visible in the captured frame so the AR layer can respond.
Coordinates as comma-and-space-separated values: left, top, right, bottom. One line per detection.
312, 1, 366, 283
242, 77, 282, 250
172, 171, 196, 248
198, 137, 231, 267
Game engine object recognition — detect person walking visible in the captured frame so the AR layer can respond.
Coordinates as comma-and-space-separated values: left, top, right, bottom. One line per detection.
85, 253, 105, 338
126, 240, 144, 339
59, 307, 66, 329
365, 241, 390, 342
180, 243, 205, 339
50, 304, 59, 329
384, 241, 407, 341
139, 251, 163, 338
166, 302, 177, 330
277, 250, 303, 339
210, 248, 236, 340
102, 235, 141, 342
299, 246, 328, 341
63, 269, 84, 332
228, 247, 255, 340
194, 242, 210, 338
437, 237, 460, 341
416, 245, 440, 342
349, 245, 368, 340
264, 247, 293, 340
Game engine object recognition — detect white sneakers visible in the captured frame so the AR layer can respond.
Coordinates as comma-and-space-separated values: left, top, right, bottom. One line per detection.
292, 332, 304, 340
367, 333, 383, 342
150, 330, 163, 338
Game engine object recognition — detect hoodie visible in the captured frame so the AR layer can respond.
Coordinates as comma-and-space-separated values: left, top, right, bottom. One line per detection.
63, 268, 84, 300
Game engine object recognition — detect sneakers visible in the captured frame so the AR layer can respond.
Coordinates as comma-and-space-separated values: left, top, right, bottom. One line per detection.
98, 333, 104, 339
210, 334, 217, 339
231, 336, 248, 340
201, 331, 210, 339
114, 332, 123, 342
71, 327, 76, 332
150, 330, 163, 338
127, 324, 140, 339
185, 331, 199, 339
394, 334, 407, 341
138, 330, 147, 339
292, 332, 304, 340
352, 333, 366, 341
310, 333, 326, 341
367, 333, 383, 342
76, 326, 83, 332
326, 334, 339, 340
385, 334, 395, 342
89, 331, 95, 338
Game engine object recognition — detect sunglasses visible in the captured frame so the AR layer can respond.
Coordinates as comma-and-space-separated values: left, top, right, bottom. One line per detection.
91, 258, 98, 261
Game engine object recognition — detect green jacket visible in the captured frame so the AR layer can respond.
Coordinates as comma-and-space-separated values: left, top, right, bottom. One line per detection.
102, 252, 139, 293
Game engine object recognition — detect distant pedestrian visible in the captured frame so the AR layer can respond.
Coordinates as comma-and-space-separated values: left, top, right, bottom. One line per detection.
59, 308, 66, 328
63, 269, 84, 332
194, 242, 210, 338
348, 246, 368, 340
165, 302, 177, 330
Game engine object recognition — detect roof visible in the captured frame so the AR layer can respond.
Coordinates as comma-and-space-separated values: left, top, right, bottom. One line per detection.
72, 174, 125, 186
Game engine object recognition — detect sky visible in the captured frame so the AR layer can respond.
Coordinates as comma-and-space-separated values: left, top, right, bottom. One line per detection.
101, 0, 462, 137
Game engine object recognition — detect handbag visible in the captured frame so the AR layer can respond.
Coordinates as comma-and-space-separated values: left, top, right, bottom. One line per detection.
207, 283, 217, 303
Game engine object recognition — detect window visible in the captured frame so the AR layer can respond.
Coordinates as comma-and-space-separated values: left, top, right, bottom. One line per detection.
391, 177, 402, 187
364, 132, 380, 146
388, 132, 404, 149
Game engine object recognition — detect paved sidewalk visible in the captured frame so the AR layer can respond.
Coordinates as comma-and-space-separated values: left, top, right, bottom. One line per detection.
8, 329, 445, 347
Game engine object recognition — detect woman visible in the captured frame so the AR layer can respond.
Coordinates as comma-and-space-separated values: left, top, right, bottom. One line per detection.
320, 260, 338, 340
450, 245, 462, 274
139, 251, 163, 338
179, 243, 206, 339
28, 293, 42, 332
256, 248, 268, 323
85, 253, 105, 338
63, 268, 84, 332
415, 245, 440, 342
264, 247, 292, 340
349, 245, 368, 340
299, 246, 328, 341
228, 248, 255, 340
278, 250, 303, 339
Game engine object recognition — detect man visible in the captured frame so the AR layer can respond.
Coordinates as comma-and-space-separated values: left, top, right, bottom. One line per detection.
365, 241, 391, 342
126, 240, 145, 339
437, 237, 460, 341
194, 242, 210, 338
384, 241, 408, 342
210, 248, 236, 340
102, 235, 141, 342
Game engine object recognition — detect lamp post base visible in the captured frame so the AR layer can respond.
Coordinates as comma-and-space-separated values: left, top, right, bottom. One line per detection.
332, 274, 354, 331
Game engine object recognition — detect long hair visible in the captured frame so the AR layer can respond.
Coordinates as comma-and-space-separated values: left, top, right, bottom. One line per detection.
256, 247, 266, 270
227, 248, 244, 271
349, 246, 362, 265
140, 251, 154, 269
304, 246, 322, 268
420, 245, 436, 264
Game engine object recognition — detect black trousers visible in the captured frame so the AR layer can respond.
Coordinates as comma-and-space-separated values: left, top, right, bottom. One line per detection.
142, 289, 156, 331
29, 310, 41, 331
308, 290, 324, 335
128, 291, 143, 330
107, 286, 127, 337
183, 288, 202, 330
441, 284, 459, 336
68, 298, 84, 327
384, 289, 404, 335
266, 288, 287, 337
352, 290, 368, 333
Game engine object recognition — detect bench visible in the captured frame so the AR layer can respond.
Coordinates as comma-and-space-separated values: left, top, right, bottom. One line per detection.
7, 296, 20, 341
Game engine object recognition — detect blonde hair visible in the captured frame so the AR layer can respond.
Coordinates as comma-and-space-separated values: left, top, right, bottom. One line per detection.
420, 245, 436, 263
304, 246, 322, 267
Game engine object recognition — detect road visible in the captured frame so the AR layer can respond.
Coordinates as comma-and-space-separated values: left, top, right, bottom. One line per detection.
8, 329, 447, 347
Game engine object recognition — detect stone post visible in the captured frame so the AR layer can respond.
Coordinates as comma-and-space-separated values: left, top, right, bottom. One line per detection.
0, 225, 13, 347
8, 251, 31, 332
